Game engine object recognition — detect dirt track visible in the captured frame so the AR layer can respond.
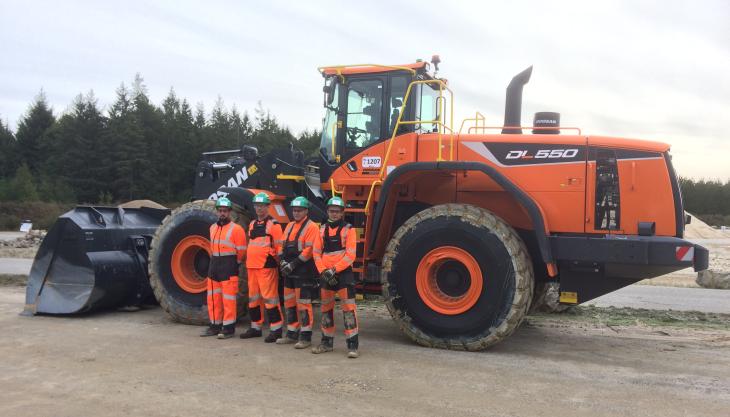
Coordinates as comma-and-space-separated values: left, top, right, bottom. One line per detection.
1, 286, 729, 417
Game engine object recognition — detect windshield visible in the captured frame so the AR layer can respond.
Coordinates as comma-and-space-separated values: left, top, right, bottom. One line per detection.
345, 79, 383, 149
320, 81, 340, 161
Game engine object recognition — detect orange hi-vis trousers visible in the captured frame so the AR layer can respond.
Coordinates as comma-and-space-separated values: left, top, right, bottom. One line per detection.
248, 268, 283, 331
206, 276, 238, 327
282, 285, 316, 335
320, 286, 358, 340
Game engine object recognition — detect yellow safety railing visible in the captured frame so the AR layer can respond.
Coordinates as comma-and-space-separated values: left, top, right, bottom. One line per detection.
365, 78, 454, 213
458, 111, 486, 134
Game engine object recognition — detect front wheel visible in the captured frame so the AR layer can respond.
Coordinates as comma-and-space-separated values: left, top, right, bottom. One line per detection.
148, 200, 249, 325
381, 204, 534, 350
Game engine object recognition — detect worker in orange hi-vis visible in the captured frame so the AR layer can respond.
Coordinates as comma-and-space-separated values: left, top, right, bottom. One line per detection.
239, 192, 285, 343
276, 196, 320, 348
312, 196, 360, 358
200, 197, 247, 339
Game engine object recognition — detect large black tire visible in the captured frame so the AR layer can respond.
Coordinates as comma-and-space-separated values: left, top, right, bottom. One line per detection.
381, 204, 534, 350
149, 200, 249, 325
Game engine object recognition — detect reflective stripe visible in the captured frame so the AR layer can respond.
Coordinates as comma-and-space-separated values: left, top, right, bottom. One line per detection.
313, 248, 322, 254
287, 324, 299, 331
223, 319, 236, 325
211, 288, 222, 295
223, 294, 237, 301
248, 240, 272, 247
301, 326, 313, 331
274, 239, 284, 245
321, 297, 335, 305
264, 297, 279, 305
270, 323, 282, 331
249, 294, 261, 302
298, 299, 311, 304
324, 249, 345, 256
225, 224, 234, 241
212, 320, 222, 325
283, 293, 295, 301
342, 255, 354, 263
346, 248, 357, 255
345, 329, 359, 337
298, 254, 310, 262
213, 251, 236, 256
304, 242, 314, 247
235, 245, 247, 250
251, 323, 262, 330
342, 298, 356, 305
322, 328, 335, 336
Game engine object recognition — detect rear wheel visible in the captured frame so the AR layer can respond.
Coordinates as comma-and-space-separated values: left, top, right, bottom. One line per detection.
381, 204, 533, 350
149, 200, 249, 325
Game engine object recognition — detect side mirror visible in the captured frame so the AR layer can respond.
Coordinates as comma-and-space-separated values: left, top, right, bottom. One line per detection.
323, 77, 338, 106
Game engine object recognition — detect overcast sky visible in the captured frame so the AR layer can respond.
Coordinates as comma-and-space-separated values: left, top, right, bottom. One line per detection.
1, 0, 728, 179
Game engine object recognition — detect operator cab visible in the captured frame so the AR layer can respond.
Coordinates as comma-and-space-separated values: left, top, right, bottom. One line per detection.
317, 59, 443, 182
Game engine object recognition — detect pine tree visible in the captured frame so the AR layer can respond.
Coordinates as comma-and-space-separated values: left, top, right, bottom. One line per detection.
42, 91, 104, 202
0, 118, 16, 178
15, 90, 55, 174
9, 163, 39, 201
104, 83, 145, 201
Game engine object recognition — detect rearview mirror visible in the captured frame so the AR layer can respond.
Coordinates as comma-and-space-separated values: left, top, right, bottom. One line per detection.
323, 77, 338, 106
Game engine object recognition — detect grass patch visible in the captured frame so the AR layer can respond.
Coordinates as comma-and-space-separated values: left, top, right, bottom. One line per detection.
0, 274, 27, 286
529, 305, 730, 330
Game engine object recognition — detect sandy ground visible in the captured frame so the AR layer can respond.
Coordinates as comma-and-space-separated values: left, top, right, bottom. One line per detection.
0, 286, 729, 417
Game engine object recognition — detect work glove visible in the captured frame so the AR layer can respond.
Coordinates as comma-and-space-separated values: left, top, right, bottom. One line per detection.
321, 268, 338, 286
280, 261, 293, 277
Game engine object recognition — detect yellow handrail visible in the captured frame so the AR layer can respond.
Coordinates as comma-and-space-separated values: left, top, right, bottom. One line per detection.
458, 111, 486, 134
468, 125, 583, 135
365, 78, 454, 215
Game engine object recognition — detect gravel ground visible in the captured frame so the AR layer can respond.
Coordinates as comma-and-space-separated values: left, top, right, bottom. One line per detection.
0, 286, 729, 417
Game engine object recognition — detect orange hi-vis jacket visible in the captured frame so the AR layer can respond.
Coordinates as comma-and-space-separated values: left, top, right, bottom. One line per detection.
208, 220, 246, 280
246, 217, 283, 269
313, 221, 357, 273
210, 221, 246, 262
279, 217, 319, 264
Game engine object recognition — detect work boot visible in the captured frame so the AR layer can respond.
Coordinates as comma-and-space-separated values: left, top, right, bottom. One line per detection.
265, 329, 282, 343
200, 325, 221, 337
311, 336, 334, 354
346, 335, 359, 358
239, 327, 262, 339
217, 325, 235, 339
276, 330, 298, 345
294, 331, 312, 349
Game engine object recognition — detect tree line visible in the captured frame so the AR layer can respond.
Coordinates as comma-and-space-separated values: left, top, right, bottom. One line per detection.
0, 74, 320, 204
0, 77, 728, 225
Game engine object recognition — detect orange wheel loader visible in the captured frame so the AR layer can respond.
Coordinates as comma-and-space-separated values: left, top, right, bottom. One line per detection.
24, 57, 708, 350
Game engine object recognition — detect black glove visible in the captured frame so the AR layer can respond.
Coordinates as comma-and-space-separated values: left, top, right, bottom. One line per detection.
280, 261, 293, 277
321, 268, 338, 286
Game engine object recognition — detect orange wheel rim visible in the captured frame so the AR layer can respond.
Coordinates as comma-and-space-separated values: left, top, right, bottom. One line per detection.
171, 235, 210, 294
416, 246, 483, 315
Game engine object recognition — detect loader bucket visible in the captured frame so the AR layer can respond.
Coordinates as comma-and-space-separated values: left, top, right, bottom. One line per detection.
23, 206, 169, 316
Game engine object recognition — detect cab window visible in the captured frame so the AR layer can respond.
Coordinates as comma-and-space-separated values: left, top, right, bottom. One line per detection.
388, 76, 409, 136
345, 79, 383, 149
415, 83, 440, 133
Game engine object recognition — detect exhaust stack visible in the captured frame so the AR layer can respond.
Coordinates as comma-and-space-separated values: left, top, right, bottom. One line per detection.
502, 66, 533, 134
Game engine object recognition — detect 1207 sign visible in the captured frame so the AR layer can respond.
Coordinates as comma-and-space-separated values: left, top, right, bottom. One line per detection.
506, 148, 580, 160
362, 156, 382, 168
